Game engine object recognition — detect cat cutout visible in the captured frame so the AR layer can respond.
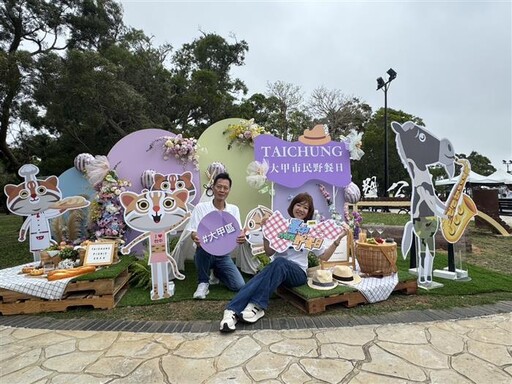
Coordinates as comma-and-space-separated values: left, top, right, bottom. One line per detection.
4, 164, 89, 262
244, 205, 273, 255
151, 171, 196, 209
120, 189, 191, 300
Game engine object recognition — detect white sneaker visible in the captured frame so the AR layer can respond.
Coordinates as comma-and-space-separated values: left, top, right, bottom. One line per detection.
241, 303, 265, 323
193, 283, 209, 299
220, 309, 237, 332
209, 270, 220, 285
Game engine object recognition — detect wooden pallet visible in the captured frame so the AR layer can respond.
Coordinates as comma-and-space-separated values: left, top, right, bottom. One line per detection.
0, 269, 130, 315
276, 279, 417, 314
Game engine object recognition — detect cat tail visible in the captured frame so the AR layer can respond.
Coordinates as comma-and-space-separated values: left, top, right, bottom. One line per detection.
401, 221, 414, 260
167, 255, 185, 280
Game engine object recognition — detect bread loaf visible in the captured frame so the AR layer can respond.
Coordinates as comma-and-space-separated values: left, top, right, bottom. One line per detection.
47, 266, 96, 281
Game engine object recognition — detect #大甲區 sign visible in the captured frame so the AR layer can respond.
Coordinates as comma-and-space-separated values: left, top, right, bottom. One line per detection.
84, 241, 117, 266
197, 211, 241, 256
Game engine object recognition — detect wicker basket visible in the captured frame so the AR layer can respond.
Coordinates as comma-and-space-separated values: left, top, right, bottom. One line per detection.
356, 241, 397, 276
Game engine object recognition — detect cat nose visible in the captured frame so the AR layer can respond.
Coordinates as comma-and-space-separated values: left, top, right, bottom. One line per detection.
153, 206, 160, 213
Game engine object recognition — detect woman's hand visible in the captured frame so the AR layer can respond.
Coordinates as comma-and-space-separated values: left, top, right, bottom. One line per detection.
333, 231, 348, 247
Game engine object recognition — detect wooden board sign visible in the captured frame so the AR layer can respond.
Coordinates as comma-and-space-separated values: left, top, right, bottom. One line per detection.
84, 241, 116, 266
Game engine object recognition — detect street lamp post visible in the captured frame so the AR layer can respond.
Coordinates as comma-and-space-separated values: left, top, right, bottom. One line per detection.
376, 68, 397, 197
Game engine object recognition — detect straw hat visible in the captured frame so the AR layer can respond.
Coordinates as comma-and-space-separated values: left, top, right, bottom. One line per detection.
307, 269, 337, 290
298, 125, 331, 145
332, 265, 362, 285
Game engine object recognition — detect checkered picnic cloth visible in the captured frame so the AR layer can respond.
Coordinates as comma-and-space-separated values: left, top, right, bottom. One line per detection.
0, 264, 74, 300
309, 219, 345, 240
354, 273, 399, 303
263, 212, 346, 253
336, 260, 398, 303
263, 211, 290, 253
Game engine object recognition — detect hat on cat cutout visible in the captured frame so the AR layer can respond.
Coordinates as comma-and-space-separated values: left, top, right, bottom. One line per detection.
298, 125, 331, 146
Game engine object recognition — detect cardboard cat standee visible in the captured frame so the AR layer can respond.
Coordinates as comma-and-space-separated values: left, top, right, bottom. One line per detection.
4, 164, 90, 262
119, 189, 191, 300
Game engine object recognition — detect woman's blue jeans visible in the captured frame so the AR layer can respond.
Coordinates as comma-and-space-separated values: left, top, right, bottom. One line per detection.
194, 247, 245, 292
227, 257, 307, 314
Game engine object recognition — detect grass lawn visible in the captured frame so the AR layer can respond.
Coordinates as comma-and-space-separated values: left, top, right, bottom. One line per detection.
0, 213, 511, 321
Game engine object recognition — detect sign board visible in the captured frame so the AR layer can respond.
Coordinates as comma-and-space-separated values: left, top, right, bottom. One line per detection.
84, 241, 116, 266
197, 211, 241, 256
253, 134, 351, 188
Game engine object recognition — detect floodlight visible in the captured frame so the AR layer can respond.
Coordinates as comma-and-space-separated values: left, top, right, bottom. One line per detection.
376, 77, 385, 90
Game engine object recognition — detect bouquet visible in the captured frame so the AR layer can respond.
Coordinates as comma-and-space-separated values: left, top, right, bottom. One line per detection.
89, 170, 131, 239
318, 184, 362, 237
223, 118, 266, 150
148, 134, 200, 169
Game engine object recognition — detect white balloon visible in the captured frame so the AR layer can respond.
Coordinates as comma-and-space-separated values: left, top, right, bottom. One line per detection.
344, 182, 361, 204
141, 169, 156, 190
74, 153, 94, 173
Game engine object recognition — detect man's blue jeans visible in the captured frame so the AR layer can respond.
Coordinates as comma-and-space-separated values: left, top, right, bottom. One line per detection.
227, 257, 307, 314
194, 247, 245, 291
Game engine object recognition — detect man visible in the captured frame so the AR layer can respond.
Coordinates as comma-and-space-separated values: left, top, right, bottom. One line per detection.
188, 173, 246, 299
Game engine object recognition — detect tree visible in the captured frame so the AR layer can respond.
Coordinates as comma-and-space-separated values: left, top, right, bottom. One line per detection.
351, 108, 425, 196
457, 151, 496, 176
308, 86, 372, 139
0, 0, 124, 172
170, 32, 249, 137
265, 80, 306, 140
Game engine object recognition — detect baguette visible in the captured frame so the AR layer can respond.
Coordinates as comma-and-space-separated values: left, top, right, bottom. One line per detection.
47, 266, 96, 281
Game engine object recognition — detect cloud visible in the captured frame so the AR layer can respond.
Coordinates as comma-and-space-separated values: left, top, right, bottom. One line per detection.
119, 0, 511, 169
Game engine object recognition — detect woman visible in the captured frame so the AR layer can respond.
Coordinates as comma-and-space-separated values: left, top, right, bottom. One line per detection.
220, 192, 347, 332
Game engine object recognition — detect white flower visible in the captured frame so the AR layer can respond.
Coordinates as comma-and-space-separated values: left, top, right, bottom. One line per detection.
246, 160, 269, 189
341, 129, 365, 160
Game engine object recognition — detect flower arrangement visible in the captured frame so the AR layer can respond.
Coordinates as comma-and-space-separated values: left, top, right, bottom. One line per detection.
343, 203, 363, 239
148, 134, 200, 169
339, 129, 365, 160
318, 184, 363, 237
223, 118, 266, 150
89, 170, 131, 239
246, 160, 273, 195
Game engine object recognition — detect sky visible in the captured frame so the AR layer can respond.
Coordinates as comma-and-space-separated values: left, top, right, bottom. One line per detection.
118, 0, 512, 172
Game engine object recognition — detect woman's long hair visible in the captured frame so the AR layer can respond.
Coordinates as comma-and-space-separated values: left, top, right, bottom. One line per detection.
287, 193, 315, 222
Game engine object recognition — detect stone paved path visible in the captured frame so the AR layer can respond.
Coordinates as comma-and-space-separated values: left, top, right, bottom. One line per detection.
1, 312, 511, 383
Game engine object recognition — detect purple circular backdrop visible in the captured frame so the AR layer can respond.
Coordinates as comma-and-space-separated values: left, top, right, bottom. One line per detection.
107, 128, 200, 204
197, 211, 241, 256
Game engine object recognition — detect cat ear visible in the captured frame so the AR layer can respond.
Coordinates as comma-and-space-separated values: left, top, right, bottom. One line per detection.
120, 191, 138, 208
4, 184, 17, 197
182, 171, 192, 182
174, 189, 189, 204
45, 175, 59, 188
153, 173, 164, 183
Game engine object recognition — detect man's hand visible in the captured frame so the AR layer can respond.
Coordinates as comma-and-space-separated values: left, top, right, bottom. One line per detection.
236, 230, 247, 245
191, 232, 201, 246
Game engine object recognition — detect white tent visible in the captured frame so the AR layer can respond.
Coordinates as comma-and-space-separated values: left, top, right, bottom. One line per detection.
486, 169, 512, 184
435, 170, 490, 186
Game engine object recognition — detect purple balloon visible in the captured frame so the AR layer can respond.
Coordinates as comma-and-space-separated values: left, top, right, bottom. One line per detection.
197, 211, 241, 256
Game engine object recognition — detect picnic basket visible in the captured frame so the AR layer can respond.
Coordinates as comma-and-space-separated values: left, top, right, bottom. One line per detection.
356, 241, 397, 276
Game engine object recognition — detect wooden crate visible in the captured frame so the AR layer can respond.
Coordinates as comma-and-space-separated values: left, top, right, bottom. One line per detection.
276, 279, 417, 314
0, 269, 130, 315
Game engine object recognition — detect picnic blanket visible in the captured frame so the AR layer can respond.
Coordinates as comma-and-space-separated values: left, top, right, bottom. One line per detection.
0, 264, 74, 300
353, 272, 399, 303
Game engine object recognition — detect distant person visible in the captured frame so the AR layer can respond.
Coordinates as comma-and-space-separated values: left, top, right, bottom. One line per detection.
219, 192, 347, 332
187, 173, 246, 299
